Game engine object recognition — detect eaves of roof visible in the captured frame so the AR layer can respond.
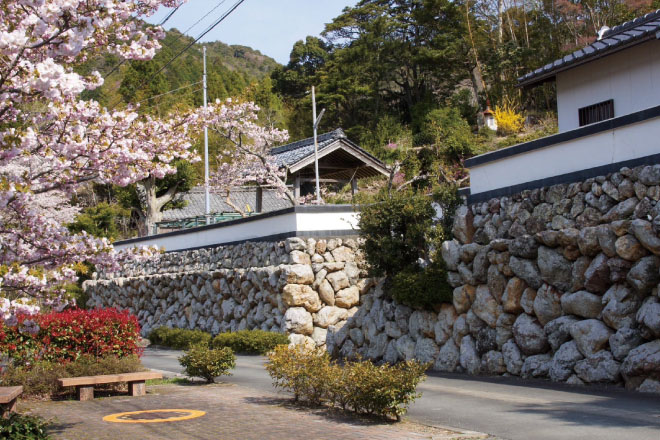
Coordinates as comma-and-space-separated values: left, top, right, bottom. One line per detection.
271, 128, 388, 175
518, 9, 660, 87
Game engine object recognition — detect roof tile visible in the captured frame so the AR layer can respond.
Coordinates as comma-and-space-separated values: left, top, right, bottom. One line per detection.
270, 128, 385, 170
518, 9, 660, 86
161, 187, 292, 221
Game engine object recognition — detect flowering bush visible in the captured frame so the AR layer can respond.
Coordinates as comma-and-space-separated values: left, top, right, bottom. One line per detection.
0, 0, 200, 324
0, 308, 141, 365
494, 103, 525, 135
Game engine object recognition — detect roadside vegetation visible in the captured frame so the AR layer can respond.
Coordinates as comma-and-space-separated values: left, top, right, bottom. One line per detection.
266, 345, 428, 420
149, 327, 289, 354
178, 344, 236, 383
0, 413, 51, 440
0, 308, 145, 398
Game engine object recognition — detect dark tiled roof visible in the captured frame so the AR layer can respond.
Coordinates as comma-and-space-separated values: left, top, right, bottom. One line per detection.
271, 128, 348, 167
161, 186, 292, 221
518, 9, 660, 87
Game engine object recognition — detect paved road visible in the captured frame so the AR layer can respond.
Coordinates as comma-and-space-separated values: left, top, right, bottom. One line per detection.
29, 379, 456, 440
143, 347, 660, 440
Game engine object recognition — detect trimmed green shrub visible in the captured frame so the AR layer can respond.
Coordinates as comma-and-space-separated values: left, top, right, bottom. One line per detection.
178, 344, 235, 383
265, 345, 428, 420
390, 262, 453, 309
0, 413, 51, 440
265, 345, 333, 404
212, 330, 289, 354
1, 354, 145, 396
148, 327, 212, 350
359, 190, 439, 278
358, 186, 460, 309
342, 358, 427, 419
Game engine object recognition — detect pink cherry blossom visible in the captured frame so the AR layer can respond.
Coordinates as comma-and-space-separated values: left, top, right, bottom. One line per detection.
205, 100, 294, 211
0, 0, 193, 322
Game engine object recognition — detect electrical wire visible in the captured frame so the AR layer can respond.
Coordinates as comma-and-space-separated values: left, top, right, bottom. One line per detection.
146, 0, 247, 82
107, 0, 248, 110
142, 88, 203, 113
135, 81, 202, 104
158, 5, 182, 26
180, 0, 229, 37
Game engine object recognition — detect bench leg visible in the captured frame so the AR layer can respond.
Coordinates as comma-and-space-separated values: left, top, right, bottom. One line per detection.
77, 385, 94, 401
1, 398, 17, 418
128, 381, 146, 397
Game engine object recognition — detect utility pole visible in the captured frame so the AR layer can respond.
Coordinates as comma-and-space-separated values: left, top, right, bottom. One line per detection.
311, 86, 325, 204
203, 46, 210, 223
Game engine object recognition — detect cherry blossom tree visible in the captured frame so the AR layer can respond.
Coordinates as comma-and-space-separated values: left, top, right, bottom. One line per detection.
206, 99, 294, 216
0, 0, 204, 321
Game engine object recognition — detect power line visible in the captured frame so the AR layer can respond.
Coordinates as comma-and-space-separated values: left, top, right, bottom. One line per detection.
146, 0, 248, 82
107, 0, 248, 110
158, 5, 182, 26
152, 0, 228, 63
147, 0, 229, 60
181, 0, 229, 37
142, 88, 203, 112
135, 81, 202, 104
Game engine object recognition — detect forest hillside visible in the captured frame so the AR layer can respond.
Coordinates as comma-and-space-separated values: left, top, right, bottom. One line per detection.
71, 0, 660, 240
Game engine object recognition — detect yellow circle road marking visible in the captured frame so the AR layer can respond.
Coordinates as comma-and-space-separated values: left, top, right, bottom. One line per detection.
103, 409, 206, 424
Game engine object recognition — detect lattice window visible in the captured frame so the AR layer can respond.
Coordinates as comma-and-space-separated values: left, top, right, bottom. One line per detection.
578, 99, 614, 127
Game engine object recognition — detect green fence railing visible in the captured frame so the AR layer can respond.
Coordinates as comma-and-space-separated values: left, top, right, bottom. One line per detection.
154, 212, 255, 234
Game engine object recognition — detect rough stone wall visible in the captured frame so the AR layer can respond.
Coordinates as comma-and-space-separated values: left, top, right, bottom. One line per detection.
328, 164, 660, 393
85, 237, 374, 347
86, 164, 660, 393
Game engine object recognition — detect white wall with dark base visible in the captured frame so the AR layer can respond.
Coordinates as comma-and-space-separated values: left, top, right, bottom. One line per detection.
113, 206, 360, 253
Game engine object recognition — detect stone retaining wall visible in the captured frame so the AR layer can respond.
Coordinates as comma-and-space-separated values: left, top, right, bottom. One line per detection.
328, 164, 660, 393
87, 164, 660, 393
85, 237, 374, 346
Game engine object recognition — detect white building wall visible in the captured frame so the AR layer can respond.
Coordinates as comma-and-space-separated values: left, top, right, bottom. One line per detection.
469, 116, 660, 196
557, 39, 660, 132
114, 209, 360, 253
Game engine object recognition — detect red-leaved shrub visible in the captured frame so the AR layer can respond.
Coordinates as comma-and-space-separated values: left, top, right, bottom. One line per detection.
1, 308, 141, 365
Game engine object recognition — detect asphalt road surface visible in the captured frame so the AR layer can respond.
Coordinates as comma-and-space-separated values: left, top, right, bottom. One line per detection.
143, 347, 660, 440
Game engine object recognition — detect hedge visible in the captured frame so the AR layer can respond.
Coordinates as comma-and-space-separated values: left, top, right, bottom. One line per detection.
149, 327, 288, 354
148, 327, 212, 350
212, 330, 289, 354
0, 308, 141, 364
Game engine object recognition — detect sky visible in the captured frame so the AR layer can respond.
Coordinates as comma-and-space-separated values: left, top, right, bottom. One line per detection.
146, 0, 359, 64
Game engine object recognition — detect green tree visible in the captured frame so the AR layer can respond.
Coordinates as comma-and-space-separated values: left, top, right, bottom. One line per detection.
68, 203, 131, 241
272, 36, 332, 139
358, 186, 460, 309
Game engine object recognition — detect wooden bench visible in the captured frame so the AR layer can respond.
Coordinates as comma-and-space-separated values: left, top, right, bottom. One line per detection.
57, 371, 163, 401
0, 386, 23, 417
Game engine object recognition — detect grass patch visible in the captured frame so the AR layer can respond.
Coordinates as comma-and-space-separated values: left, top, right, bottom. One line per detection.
146, 377, 192, 386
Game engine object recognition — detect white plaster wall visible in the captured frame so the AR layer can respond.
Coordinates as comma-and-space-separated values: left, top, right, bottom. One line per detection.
296, 211, 359, 232
557, 39, 660, 132
114, 209, 359, 253
469, 116, 660, 196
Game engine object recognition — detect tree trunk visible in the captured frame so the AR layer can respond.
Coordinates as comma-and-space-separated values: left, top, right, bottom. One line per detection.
497, 0, 504, 44
470, 63, 486, 127
136, 176, 180, 236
